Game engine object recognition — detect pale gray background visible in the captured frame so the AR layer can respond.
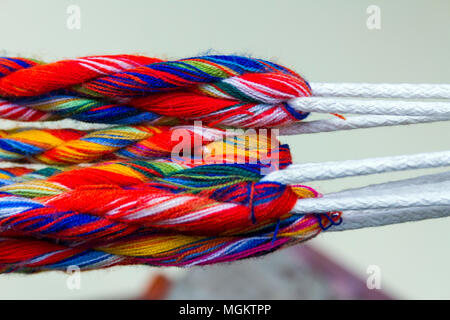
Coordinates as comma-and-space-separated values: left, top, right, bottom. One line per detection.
0, 0, 449, 299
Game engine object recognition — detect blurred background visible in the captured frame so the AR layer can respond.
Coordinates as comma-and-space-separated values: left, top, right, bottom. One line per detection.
0, 0, 449, 299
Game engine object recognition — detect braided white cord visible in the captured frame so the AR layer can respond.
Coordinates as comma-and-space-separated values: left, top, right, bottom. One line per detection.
262, 153, 450, 229
290, 178, 450, 213
289, 97, 450, 117
0, 119, 110, 130
325, 171, 450, 230
278, 115, 450, 135
328, 206, 450, 231
290, 178, 450, 230
325, 170, 450, 199
310, 82, 450, 99
262, 150, 450, 184
1, 115, 448, 134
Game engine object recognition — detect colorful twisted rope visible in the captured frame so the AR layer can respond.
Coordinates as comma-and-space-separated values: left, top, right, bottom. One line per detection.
0, 157, 290, 197
0, 125, 290, 165
0, 161, 340, 272
0, 166, 62, 187
0, 54, 342, 273
0, 167, 33, 181
0, 55, 311, 127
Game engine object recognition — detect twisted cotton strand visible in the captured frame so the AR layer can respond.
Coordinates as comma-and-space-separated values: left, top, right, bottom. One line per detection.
0, 55, 311, 127
0, 124, 291, 165
0, 161, 340, 272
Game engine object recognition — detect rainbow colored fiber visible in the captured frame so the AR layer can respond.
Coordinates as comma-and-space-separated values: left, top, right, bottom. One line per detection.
0, 55, 311, 127
0, 54, 341, 273
0, 125, 291, 165
0, 166, 62, 187
0, 161, 341, 272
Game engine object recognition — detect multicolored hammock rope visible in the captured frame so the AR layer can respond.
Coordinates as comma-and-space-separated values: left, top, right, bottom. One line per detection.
0, 125, 290, 165
0, 160, 340, 272
0, 166, 62, 187
0, 55, 311, 127
1, 53, 446, 273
